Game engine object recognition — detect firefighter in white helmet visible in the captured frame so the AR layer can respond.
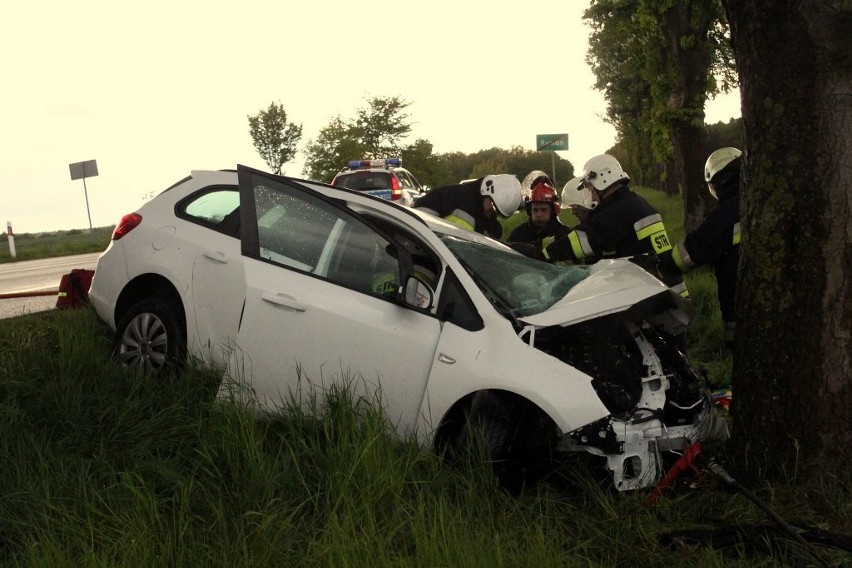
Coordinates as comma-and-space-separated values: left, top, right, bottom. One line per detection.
537, 154, 688, 297
561, 176, 597, 224
661, 147, 742, 347
414, 174, 522, 239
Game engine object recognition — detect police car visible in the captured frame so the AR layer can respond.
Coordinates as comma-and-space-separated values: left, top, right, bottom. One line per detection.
330, 158, 425, 207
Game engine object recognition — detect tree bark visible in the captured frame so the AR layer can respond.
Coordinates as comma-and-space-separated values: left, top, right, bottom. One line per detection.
723, 0, 852, 481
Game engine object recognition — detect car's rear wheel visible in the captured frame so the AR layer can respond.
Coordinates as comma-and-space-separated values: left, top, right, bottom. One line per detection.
114, 298, 185, 374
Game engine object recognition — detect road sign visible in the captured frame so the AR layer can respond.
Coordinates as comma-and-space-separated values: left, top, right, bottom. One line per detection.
69, 159, 98, 180
68, 159, 99, 233
536, 133, 569, 152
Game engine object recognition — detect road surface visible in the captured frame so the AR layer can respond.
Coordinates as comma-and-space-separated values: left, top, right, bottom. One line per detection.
0, 252, 101, 319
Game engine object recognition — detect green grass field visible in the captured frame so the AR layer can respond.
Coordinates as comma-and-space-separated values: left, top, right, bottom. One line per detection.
0, 226, 113, 263
0, 309, 848, 566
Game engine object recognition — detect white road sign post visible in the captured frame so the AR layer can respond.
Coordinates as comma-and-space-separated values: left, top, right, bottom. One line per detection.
6, 222, 15, 259
69, 159, 99, 234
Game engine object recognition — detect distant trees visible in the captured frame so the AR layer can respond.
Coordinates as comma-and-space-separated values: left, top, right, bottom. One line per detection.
300, 96, 576, 188
248, 102, 303, 175
302, 96, 414, 183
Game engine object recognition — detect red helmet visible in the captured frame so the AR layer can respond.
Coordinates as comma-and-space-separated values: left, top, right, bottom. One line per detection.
525, 181, 561, 216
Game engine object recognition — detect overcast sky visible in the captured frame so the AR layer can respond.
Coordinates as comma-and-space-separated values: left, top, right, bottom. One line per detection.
1, 0, 740, 234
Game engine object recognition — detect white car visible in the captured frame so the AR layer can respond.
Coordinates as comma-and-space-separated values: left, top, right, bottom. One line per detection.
89, 165, 725, 491
330, 158, 424, 207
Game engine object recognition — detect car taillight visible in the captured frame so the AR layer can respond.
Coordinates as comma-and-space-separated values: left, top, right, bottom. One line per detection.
112, 213, 142, 240
390, 175, 402, 200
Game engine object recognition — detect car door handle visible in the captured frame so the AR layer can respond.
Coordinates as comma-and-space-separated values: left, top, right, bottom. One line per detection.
438, 353, 456, 364
203, 250, 229, 264
261, 292, 307, 312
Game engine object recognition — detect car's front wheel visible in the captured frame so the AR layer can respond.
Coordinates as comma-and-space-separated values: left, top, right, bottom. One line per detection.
453, 391, 556, 492
114, 298, 185, 374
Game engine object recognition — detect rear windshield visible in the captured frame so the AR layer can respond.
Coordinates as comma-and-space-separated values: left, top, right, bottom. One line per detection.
334, 171, 392, 190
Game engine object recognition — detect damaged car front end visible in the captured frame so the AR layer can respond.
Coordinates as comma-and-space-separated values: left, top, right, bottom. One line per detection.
442, 237, 728, 491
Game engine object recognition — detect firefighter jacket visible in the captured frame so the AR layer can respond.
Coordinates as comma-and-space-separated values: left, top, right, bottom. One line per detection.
542, 184, 688, 296
413, 179, 503, 239
507, 216, 571, 245
669, 189, 740, 323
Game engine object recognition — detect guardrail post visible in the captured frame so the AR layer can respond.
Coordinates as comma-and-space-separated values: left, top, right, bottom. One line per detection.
6, 221, 15, 259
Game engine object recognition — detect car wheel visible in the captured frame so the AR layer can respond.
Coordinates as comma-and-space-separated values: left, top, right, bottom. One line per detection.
454, 391, 555, 492
114, 298, 185, 374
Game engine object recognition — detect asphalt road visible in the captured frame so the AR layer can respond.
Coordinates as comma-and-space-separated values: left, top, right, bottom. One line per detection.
0, 252, 101, 319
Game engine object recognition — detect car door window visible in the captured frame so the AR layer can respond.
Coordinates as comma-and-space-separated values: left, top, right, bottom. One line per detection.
177, 187, 241, 237
244, 172, 399, 297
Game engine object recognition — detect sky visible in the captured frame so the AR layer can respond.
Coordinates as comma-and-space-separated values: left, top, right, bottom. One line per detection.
1, 0, 741, 235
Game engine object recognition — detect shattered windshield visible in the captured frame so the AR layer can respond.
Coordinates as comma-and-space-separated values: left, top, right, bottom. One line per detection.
440, 234, 591, 318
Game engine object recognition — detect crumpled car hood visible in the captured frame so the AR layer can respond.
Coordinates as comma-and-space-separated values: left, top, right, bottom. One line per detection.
518, 259, 689, 328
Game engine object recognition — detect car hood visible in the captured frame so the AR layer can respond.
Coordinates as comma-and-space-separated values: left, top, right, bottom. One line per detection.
518, 259, 686, 328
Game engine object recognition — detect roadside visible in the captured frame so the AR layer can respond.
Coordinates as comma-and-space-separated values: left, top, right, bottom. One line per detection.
0, 294, 57, 319
0, 251, 101, 319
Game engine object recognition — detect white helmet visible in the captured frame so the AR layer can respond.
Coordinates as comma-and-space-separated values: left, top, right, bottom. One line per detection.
705, 147, 742, 198
561, 176, 596, 210
520, 170, 553, 200
582, 154, 629, 192
480, 174, 522, 217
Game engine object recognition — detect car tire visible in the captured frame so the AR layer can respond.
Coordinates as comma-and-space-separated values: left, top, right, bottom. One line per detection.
455, 391, 555, 492
114, 298, 186, 374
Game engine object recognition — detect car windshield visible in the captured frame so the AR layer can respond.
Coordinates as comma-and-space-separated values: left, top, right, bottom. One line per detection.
335, 171, 392, 190
439, 234, 591, 318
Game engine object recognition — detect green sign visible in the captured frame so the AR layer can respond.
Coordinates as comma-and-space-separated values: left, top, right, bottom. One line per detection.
536, 133, 569, 151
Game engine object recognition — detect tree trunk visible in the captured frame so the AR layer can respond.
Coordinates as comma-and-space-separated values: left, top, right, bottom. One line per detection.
660, 3, 715, 230
723, 0, 852, 481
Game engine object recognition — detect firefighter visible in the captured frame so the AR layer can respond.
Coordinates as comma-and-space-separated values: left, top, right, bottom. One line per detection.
539, 154, 688, 297
413, 174, 522, 239
661, 147, 742, 347
561, 175, 597, 225
507, 180, 570, 244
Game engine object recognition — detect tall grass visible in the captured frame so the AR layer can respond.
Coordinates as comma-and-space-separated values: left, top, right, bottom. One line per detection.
1, 310, 848, 566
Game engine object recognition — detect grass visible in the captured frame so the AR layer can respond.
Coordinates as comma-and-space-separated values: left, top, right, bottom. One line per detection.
0, 226, 113, 263
0, 309, 849, 566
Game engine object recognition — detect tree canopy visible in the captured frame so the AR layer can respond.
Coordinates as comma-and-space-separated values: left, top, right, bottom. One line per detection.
302, 96, 414, 183
247, 102, 303, 175
585, 0, 736, 230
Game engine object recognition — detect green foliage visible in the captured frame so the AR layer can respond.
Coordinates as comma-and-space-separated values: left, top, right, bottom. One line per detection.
302, 96, 413, 183
584, 0, 736, 194
1, 309, 848, 566
248, 101, 303, 175
300, 97, 576, 189
0, 226, 112, 263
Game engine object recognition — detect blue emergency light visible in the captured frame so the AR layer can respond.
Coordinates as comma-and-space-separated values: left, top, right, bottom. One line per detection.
346, 158, 402, 169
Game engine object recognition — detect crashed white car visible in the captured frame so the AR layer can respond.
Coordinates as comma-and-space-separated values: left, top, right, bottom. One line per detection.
90, 165, 725, 491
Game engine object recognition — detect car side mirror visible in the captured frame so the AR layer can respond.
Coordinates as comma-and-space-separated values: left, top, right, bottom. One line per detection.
403, 274, 434, 310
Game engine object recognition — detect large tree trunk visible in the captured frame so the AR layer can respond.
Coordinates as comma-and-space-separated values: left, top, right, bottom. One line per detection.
723, 0, 852, 481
